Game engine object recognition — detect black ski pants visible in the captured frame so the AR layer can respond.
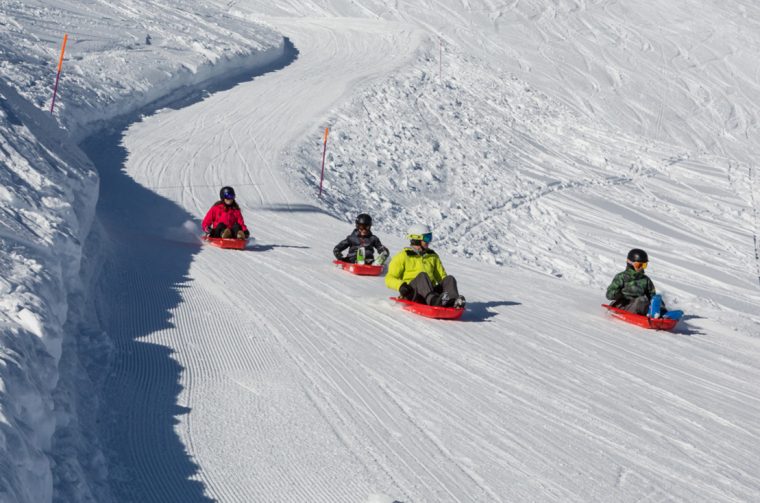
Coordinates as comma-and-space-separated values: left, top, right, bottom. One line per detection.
209, 222, 242, 238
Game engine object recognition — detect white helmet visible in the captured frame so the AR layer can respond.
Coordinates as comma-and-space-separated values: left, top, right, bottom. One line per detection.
407, 223, 432, 242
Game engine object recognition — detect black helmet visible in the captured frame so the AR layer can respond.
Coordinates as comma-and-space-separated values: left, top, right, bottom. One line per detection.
355, 213, 372, 227
627, 248, 648, 263
219, 186, 235, 200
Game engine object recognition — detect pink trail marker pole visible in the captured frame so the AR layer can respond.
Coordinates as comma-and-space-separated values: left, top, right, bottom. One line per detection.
50, 33, 68, 113
318, 127, 329, 198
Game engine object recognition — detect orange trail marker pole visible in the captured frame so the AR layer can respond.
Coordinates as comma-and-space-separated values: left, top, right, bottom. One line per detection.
318, 127, 329, 198
50, 33, 68, 113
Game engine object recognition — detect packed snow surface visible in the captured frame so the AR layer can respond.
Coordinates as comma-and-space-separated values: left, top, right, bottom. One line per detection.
1, 1, 759, 502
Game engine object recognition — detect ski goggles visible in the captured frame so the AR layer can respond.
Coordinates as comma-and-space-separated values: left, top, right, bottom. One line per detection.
357, 224, 371, 230
222, 192, 235, 200
422, 233, 433, 243
628, 260, 647, 269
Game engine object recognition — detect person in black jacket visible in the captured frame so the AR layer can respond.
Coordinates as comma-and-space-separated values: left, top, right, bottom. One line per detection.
333, 213, 390, 265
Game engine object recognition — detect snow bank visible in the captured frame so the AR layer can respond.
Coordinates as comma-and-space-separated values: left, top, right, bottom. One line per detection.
0, 2, 282, 501
0, 77, 95, 503
0, 0, 284, 140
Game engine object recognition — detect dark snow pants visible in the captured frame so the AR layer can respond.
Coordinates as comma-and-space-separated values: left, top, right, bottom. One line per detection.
405, 272, 460, 306
209, 223, 242, 238
619, 295, 651, 316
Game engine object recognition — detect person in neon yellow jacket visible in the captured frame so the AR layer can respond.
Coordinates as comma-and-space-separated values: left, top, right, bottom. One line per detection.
385, 224, 466, 308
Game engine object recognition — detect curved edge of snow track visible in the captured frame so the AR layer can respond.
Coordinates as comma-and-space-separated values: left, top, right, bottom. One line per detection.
55, 30, 296, 503
84, 17, 429, 503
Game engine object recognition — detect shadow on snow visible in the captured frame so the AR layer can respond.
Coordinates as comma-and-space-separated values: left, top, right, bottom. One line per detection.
258, 202, 331, 214
249, 242, 310, 252
79, 38, 299, 502
672, 314, 706, 337
463, 300, 522, 322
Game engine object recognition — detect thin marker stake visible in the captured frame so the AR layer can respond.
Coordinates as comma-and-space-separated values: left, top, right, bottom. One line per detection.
318, 127, 329, 198
50, 33, 68, 113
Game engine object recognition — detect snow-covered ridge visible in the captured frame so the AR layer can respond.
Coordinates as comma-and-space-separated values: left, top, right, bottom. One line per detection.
0, 2, 283, 501
0, 0, 283, 139
0, 77, 96, 503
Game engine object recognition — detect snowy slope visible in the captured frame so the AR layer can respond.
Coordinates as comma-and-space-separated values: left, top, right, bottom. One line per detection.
291, 41, 760, 331
1, 1, 760, 502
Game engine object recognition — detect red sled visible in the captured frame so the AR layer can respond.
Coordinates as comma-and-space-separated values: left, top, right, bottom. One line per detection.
602, 304, 678, 331
390, 297, 464, 320
333, 260, 383, 276
202, 235, 247, 250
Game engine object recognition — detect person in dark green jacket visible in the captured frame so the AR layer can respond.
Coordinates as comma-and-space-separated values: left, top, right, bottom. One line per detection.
385, 224, 465, 308
606, 248, 662, 315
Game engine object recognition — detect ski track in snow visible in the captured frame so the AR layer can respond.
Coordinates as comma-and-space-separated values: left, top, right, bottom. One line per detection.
71, 10, 760, 503
750, 165, 760, 288
2, 1, 758, 502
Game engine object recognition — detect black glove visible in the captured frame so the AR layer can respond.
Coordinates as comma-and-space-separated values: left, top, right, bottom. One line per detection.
399, 283, 412, 299
244, 229, 250, 238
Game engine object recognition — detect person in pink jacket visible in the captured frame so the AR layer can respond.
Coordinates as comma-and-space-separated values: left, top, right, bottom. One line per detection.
202, 186, 250, 239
